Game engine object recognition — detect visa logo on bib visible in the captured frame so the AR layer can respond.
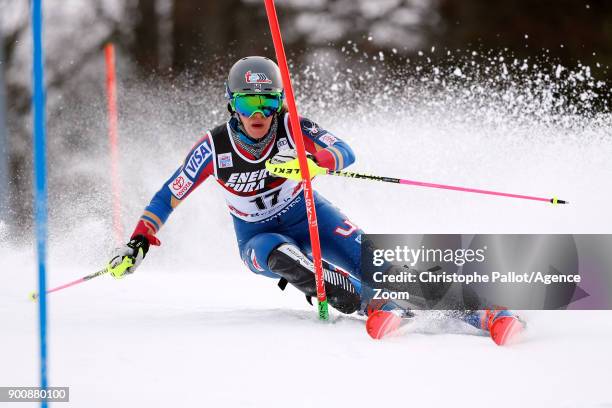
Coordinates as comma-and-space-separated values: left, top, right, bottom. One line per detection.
185, 140, 212, 178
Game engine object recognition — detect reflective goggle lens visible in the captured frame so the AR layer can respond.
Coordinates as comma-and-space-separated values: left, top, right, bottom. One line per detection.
233, 94, 281, 117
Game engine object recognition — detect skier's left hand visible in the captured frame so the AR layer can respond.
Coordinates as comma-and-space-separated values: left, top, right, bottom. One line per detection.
266, 149, 327, 181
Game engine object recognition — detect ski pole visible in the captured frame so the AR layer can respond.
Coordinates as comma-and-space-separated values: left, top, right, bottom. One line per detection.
28, 257, 134, 301
29, 268, 108, 301
326, 170, 568, 204
265, 160, 568, 205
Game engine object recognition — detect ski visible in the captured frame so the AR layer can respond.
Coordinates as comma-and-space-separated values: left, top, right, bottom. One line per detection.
366, 309, 526, 345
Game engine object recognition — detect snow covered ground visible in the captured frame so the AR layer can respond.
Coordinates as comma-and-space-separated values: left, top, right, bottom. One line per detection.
2, 60, 612, 407
3, 262, 612, 407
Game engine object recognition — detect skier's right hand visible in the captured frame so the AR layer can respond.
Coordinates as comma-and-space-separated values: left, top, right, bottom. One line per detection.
266, 149, 327, 181
107, 235, 150, 279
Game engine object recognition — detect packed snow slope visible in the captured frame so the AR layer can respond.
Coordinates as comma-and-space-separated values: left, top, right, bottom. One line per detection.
2, 52, 611, 407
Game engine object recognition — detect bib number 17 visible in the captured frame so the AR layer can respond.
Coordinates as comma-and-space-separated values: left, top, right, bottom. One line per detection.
250, 190, 281, 210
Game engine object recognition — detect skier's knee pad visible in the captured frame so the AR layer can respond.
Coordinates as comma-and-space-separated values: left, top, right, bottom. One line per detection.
268, 243, 361, 315
242, 233, 298, 278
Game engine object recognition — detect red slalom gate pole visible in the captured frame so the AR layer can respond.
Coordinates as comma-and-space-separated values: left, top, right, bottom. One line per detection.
104, 43, 124, 245
264, 0, 329, 320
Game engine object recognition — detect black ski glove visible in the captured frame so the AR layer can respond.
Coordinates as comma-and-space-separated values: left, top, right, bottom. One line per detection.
107, 235, 150, 279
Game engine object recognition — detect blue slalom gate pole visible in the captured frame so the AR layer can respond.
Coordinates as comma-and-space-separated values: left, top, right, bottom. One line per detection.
31, 0, 49, 405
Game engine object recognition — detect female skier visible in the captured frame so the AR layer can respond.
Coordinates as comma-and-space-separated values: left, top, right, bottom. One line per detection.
107, 56, 522, 344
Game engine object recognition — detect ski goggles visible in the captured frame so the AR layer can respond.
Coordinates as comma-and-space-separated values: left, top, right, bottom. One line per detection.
231, 93, 282, 118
